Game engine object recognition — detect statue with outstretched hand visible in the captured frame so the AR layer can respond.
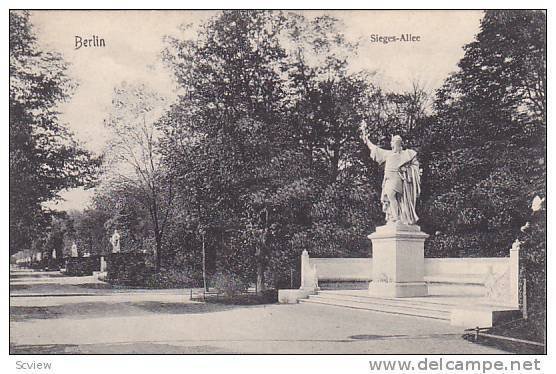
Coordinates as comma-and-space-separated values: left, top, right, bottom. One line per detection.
360, 122, 422, 225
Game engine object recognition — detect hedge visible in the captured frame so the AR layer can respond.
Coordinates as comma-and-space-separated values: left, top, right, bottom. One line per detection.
106, 252, 154, 286
65, 256, 102, 276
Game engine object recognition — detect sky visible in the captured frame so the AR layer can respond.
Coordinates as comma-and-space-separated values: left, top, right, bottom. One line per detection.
31, 10, 484, 211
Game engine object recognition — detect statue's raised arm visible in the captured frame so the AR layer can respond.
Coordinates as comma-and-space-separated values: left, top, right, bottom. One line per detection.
359, 122, 390, 166
359, 122, 375, 150
359, 126, 422, 225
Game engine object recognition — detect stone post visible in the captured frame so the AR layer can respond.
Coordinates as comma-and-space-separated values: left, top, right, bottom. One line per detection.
368, 223, 429, 298
509, 239, 520, 308
300, 250, 318, 291
100, 256, 107, 272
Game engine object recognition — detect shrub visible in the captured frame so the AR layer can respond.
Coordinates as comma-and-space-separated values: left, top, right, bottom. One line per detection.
44, 258, 62, 271
211, 269, 249, 297
519, 207, 546, 342
29, 261, 45, 270
144, 267, 202, 288
65, 256, 101, 276
106, 252, 154, 286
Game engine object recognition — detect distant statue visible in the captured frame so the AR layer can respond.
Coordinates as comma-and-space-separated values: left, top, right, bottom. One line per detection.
520, 222, 530, 233
70, 242, 79, 258
531, 195, 545, 213
51, 248, 57, 260
360, 123, 422, 225
110, 229, 121, 253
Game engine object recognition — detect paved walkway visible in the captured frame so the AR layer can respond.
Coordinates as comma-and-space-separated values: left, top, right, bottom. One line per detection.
10, 267, 507, 354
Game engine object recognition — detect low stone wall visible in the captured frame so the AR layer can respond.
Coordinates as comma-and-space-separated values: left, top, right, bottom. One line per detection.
307, 256, 512, 283
308, 258, 373, 281
297, 248, 519, 307
278, 289, 316, 304
424, 257, 509, 278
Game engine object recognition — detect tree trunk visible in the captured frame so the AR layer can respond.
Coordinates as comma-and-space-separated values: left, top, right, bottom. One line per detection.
256, 260, 265, 295
155, 232, 162, 271
202, 232, 208, 292
255, 208, 269, 295
255, 240, 266, 294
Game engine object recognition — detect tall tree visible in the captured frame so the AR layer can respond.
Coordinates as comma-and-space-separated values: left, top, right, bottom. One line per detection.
161, 10, 312, 292
103, 82, 175, 270
159, 11, 434, 290
9, 11, 98, 253
421, 10, 546, 257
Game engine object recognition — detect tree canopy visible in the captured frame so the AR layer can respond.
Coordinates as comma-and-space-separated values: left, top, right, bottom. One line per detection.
420, 10, 546, 258
12, 11, 545, 306
9, 11, 99, 254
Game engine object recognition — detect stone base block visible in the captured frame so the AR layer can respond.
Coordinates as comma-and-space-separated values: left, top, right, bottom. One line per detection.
368, 224, 429, 298
368, 281, 428, 298
278, 288, 316, 304
319, 280, 369, 290
93, 271, 107, 280
450, 307, 521, 328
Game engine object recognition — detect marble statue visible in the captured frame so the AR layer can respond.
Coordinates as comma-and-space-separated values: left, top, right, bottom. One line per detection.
110, 229, 121, 253
70, 242, 79, 257
360, 123, 422, 225
531, 195, 545, 212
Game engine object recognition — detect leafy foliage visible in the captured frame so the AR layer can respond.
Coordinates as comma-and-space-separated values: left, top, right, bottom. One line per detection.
65, 256, 101, 276
15, 11, 545, 308
420, 10, 546, 258
211, 269, 250, 297
9, 11, 99, 253
156, 11, 434, 291
520, 204, 546, 341
103, 82, 176, 269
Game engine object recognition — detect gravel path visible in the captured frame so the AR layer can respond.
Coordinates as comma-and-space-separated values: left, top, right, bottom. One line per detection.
10, 268, 507, 354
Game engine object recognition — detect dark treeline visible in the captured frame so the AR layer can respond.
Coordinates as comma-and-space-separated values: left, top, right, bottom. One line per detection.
10, 10, 545, 301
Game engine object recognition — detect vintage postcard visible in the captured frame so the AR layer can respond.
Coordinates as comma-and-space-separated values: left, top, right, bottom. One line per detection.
8, 8, 546, 358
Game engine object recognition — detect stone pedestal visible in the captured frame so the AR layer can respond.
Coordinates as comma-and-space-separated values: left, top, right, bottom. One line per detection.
368, 223, 429, 298
278, 250, 318, 304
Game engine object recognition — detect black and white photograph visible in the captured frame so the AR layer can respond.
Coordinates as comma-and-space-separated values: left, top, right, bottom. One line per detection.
8, 8, 547, 357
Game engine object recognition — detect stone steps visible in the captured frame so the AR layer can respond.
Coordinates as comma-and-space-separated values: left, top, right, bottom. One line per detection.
299, 292, 452, 321
311, 291, 456, 311
298, 291, 522, 328
427, 283, 486, 297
